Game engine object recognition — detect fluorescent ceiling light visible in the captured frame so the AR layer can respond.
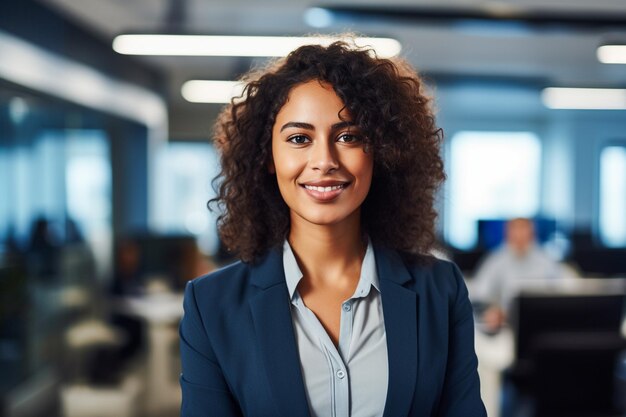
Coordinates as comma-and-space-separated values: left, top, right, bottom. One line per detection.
113, 35, 402, 58
181, 80, 245, 103
597, 45, 626, 64
541, 87, 626, 110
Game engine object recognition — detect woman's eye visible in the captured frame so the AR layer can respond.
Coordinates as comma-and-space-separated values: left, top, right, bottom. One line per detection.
287, 135, 310, 144
337, 133, 360, 143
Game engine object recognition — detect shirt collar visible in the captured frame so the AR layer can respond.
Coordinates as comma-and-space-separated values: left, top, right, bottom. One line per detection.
282, 238, 379, 301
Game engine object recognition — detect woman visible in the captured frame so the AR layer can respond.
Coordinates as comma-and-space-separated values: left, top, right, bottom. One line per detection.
179, 39, 486, 417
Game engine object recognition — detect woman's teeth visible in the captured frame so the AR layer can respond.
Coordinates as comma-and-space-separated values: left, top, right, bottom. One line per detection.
304, 184, 345, 192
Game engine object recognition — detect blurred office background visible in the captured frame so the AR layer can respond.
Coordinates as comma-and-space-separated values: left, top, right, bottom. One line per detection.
0, 0, 625, 416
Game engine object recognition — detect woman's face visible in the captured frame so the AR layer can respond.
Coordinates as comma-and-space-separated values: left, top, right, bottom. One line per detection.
270, 80, 373, 228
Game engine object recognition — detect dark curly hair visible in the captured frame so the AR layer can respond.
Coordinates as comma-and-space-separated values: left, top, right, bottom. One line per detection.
211, 38, 445, 262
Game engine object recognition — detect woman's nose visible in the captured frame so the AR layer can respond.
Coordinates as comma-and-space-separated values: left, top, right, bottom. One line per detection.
310, 139, 339, 173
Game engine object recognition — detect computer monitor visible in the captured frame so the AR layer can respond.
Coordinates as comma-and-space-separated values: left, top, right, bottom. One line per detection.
511, 291, 626, 415
512, 293, 625, 362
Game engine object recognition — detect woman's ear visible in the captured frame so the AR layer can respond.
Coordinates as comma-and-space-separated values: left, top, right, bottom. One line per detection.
267, 157, 275, 174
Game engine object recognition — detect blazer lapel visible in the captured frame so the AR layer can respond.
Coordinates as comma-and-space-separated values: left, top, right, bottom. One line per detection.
248, 249, 311, 417
375, 246, 420, 417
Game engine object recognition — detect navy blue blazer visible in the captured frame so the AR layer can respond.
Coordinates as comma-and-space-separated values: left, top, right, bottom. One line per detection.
179, 244, 486, 417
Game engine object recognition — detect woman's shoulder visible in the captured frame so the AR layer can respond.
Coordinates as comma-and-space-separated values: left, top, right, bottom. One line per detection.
380, 247, 466, 298
187, 259, 253, 301
392, 252, 472, 316
382, 247, 462, 277
409, 255, 464, 284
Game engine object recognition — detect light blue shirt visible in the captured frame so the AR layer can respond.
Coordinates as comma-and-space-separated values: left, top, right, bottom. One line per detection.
283, 240, 388, 417
471, 244, 566, 311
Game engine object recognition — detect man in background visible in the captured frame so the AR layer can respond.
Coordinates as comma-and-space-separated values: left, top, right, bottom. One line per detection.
471, 218, 570, 331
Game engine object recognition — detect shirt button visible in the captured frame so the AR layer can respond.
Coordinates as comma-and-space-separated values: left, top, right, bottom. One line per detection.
342, 302, 351, 312
336, 370, 345, 379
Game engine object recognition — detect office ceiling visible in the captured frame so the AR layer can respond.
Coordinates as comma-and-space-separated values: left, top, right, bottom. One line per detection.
37, 0, 626, 138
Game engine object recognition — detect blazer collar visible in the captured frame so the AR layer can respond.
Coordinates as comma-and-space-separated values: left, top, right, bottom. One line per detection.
373, 244, 413, 285
374, 244, 420, 417
248, 248, 312, 417
249, 246, 285, 289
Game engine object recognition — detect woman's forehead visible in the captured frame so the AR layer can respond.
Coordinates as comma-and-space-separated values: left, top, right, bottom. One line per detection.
274, 80, 351, 125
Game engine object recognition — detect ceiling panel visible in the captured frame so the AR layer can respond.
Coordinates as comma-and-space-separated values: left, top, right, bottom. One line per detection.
35, 0, 626, 138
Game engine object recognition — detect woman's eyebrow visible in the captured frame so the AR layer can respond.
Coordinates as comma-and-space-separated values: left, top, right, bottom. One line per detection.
280, 121, 314, 132
279, 121, 356, 132
331, 121, 355, 130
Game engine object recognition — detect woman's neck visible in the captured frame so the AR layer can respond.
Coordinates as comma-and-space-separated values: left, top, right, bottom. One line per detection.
288, 211, 366, 290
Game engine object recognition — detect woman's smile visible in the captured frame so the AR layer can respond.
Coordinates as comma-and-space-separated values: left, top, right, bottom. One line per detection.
299, 180, 351, 202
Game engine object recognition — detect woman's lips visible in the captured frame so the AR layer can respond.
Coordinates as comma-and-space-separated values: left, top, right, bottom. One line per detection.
300, 183, 349, 202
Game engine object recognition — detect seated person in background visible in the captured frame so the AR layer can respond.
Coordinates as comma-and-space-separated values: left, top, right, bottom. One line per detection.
471, 218, 569, 331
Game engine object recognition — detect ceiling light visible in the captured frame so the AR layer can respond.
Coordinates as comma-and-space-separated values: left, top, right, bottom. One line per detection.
597, 45, 626, 64
181, 80, 245, 103
541, 87, 626, 110
304, 8, 335, 28
113, 35, 401, 58
8, 97, 29, 124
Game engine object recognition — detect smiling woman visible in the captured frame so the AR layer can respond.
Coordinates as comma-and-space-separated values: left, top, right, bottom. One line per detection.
179, 38, 487, 417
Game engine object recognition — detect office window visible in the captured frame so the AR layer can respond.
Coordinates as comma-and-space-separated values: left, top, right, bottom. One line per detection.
154, 142, 221, 254
64, 130, 112, 272
446, 131, 542, 249
599, 145, 626, 247
0, 128, 112, 266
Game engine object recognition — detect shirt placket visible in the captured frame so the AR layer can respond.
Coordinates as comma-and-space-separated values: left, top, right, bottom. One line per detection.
334, 297, 356, 416
293, 292, 355, 417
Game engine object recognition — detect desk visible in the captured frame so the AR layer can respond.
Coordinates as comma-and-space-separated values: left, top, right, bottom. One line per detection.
112, 293, 183, 416
475, 327, 514, 417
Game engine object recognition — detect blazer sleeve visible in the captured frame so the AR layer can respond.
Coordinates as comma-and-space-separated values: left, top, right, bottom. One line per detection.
437, 263, 487, 417
179, 280, 243, 417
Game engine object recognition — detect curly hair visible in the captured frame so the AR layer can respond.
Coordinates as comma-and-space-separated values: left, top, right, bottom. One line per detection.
211, 38, 445, 263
